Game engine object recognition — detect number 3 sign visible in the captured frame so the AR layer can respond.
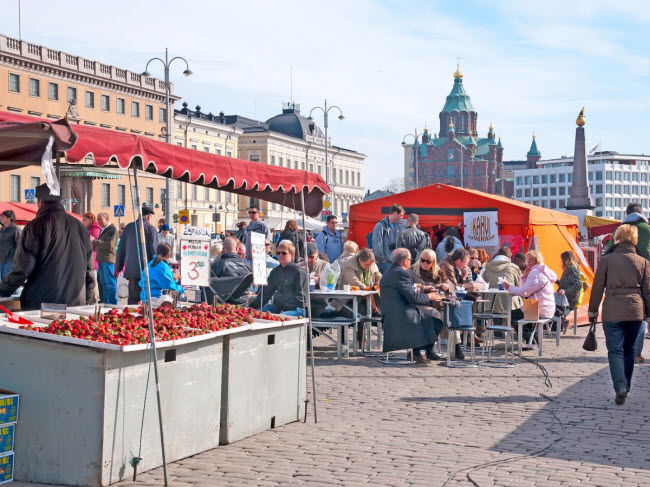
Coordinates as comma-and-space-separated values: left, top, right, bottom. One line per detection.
180, 226, 211, 287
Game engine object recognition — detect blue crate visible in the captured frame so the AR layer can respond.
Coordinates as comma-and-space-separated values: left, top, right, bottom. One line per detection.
0, 425, 14, 454
0, 451, 13, 484
0, 391, 18, 425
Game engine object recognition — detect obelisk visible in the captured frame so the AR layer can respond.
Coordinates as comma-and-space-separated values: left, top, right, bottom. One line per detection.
565, 108, 593, 233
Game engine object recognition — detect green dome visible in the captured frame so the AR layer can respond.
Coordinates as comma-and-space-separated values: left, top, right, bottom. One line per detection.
441, 78, 475, 114
527, 135, 541, 157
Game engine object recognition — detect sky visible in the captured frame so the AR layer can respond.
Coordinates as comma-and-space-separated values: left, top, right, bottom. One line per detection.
2, 0, 649, 191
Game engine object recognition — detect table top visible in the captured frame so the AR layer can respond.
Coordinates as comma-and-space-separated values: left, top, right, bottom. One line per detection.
474, 288, 512, 295
310, 290, 379, 297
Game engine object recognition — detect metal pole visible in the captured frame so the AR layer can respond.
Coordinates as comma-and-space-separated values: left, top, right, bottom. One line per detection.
132, 167, 169, 487
323, 99, 329, 187
164, 48, 172, 222
414, 140, 419, 189
301, 189, 318, 423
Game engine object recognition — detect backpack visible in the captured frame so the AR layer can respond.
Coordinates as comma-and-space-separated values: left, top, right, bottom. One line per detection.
366, 232, 373, 249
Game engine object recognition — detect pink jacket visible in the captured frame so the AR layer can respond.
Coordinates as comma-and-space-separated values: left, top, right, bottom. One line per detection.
509, 264, 557, 319
87, 221, 101, 270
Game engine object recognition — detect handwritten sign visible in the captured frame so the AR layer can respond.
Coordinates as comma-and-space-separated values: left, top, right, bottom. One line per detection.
181, 226, 211, 240
250, 232, 267, 286
180, 239, 210, 286
464, 211, 499, 248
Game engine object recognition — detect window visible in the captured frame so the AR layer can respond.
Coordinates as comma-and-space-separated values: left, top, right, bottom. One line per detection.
606, 198, 612, 207
227, 150, 233, 157
447, 165, 455, 178
596, 171, 603, 180
624, 172, 631, 181
596, 198, 603, 208
422, 167, 427, 177
216, 149, 222, 156
559, 187, 566, 196
568, 173, 572, 183
10, 175, 21, 202
346, 171, 350, 186
541, 188, 548, 196
249, 154, 260, 162
588, 172, 593, 181
615, 171, 621, 181
176, 180, 183, 199
30, 176, 41, 190
643, 173, 648, 183
533, 188, 539, 197
159, 108, 167, 123
67, 86, 77, 103
29, 78, 40, 97
615, 185, 621, 193
145, 104, 153, 120
550, 187, 556, 196
533, 176, 540, 184
516, 189, 522, 198
101, 94, 110, 111
131, 101, 140, 117
516, 177, 523, 185
559, 174, 565, 183
85, 91, 94, 108
204, 187, 210, 201
102, 183, 111, 207
550, 200, 556, 209
595, 185, 602, 193
146, 187, 154, 207
632, 172, 639, 182
606, 171, 613, 180
606, 184, 613, 193
525, 176, 531, 185
9, 73, 20, 93
160, 189, 166, 207
542, 175, 548, 184
192, 185, 197, 200
559, 199, 565, 208
117, 184, 126, 206
48, 82, 58, 101
615, 198, 621, 207
524, 189, 531, 197
117, 98, 125, 114
278, 156, 284, 166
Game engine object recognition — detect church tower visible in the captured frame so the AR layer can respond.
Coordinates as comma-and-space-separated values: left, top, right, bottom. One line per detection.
526, 134, 542, 169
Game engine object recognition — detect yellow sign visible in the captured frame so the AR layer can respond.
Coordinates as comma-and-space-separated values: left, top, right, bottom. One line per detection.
323, 200, 330, 209
179, 210, 190, 224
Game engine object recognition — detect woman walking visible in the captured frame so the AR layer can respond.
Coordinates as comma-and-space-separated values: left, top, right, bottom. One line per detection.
557, 250, 583, 333
589, 224, 650, 405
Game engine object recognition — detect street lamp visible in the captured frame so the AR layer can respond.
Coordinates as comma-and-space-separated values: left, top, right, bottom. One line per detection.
307, 99, 344, 189
142, 49, 192, 220
62, 197, 78, 211
402, 129, 425, 189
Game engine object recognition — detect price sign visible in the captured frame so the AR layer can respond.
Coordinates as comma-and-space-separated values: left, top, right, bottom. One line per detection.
180, 226, 211, 286
250, 232, 267, 286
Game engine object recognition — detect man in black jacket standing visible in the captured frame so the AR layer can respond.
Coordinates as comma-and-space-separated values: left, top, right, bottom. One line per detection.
0, 184, 94, 310
115, 206, 159, 304
396, 213, 431, 262
0, 210, 22, 278
250, 240, 306, 317
211, 237, 252, 278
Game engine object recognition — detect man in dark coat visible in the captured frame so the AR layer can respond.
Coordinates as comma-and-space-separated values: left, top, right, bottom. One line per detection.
211, 237, 252, 278
115, 206, 159, 304
0, 184, 94, 310
379, 247, 443, 364
396, 213, 431, 262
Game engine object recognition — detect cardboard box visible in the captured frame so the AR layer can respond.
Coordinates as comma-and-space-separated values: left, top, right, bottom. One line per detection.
0, 451, 13, 484
0, 425, 14, 454
0, 391, 18, 425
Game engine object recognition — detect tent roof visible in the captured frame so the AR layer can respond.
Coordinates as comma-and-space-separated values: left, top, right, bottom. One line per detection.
0, 201, 83, 225
350, 184, 578, 227
0, 111, 329, 217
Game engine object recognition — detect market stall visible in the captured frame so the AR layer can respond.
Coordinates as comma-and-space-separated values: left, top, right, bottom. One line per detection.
0, 201, 82, 225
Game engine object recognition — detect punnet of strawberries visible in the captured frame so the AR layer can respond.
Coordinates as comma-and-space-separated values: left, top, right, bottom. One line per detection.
17, 302, 286, 346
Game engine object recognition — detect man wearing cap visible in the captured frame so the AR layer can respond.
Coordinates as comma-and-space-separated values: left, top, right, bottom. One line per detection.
0, 184, 95, 310
159, 224, 175, 257
115, 206, 159, 304
307, 242, 328, 281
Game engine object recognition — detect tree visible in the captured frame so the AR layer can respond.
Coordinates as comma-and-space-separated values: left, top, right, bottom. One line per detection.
382, 177, 405, 194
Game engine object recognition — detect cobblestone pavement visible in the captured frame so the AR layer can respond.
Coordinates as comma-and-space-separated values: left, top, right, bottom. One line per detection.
14, 327, 650, 486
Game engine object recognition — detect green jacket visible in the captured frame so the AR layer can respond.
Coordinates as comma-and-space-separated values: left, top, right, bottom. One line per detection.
606, 213, 650, 261
93, 223, 119, 264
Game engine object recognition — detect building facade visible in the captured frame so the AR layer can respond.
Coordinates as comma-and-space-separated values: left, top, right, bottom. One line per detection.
0, 33, 175, 224
222, 103, 366, 223
513, 137, 650, 220
172, 103, 243, 234
403, 66, 506, 195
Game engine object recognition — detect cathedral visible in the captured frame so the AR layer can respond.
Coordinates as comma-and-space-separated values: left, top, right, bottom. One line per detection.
403, 65, 507, 195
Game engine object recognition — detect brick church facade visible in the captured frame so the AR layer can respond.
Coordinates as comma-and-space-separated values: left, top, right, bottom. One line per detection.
405, 65, 508, 195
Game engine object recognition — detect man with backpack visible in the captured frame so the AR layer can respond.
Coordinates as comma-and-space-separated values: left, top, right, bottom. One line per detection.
372, 204, 405, 273
316, 215, 344, 263
396, 213, 431, 262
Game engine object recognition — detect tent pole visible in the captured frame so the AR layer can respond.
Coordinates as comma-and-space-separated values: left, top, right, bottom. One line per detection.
132, 166, 169, 487
301, 189, 318, 423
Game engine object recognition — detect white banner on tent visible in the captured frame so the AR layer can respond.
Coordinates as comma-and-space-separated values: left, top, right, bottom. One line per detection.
250, 232, 268, 286
464, 211, 499, 248
180, 226, 211, 287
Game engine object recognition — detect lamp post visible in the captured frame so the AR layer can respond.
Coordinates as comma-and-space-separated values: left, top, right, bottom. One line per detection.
308, 100, 344, 189
62, 197, 78, 211
402, 129, 424, 189
142, 49, 192, 221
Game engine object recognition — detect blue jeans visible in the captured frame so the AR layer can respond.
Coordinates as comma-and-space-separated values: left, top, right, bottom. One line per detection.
97, 262, 117, 305
0, 261, 12, 279
377, 261, 391, 274
261, 303, 305, 317
634, 321, 646, 357
603, 321, 642, 392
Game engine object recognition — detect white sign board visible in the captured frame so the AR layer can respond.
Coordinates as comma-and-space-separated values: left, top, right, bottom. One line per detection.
180, 227, 211, 287
250, 232, 268, 286
463, 211, 499, 248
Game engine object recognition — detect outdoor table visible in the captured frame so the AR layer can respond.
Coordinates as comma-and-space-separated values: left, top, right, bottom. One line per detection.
310, 289, 379, 357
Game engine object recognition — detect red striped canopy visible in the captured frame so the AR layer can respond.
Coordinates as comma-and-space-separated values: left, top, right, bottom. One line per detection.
0, 111, 329, 216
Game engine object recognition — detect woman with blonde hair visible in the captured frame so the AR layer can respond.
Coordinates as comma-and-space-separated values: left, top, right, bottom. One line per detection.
335, 240, 359, 267
589, 224, 650, 405
409, 249, 452, 294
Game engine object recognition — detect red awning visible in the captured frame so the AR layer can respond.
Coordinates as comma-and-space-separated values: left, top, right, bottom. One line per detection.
0, 201, 83, 225
0, 111, 329, 217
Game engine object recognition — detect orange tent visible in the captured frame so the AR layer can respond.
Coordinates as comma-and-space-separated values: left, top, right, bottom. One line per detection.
348, 184, 594, 313
0, 202, 83, 225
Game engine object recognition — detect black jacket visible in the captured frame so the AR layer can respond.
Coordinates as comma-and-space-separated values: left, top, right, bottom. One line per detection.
0, 224, 22, 263
211, 252, 252, 278
251, 262, 306, 312
379, 263, 441, 352
0, 202, 94, 310
396, 226, 431, 261
115, 219, 159, 279
278, 230, 305, 261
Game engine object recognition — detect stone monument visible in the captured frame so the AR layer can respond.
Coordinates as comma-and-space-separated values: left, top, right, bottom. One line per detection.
565, 108, 593, 233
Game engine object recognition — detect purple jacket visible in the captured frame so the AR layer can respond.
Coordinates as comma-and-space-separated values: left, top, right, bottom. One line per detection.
509, 264, 557, 319
87, 221, 101, 270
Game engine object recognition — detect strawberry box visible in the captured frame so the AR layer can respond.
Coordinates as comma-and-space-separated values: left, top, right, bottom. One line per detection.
0, 424, 13, 454
0, 391, 18, 425
0, 451, 13, 484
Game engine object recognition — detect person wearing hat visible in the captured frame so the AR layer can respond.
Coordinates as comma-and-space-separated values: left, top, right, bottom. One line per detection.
307, 242, 328, 282
0, 183, 95, 310
159, 223, 175, 258
0, 210, 22, 278
115, 205, 159, 304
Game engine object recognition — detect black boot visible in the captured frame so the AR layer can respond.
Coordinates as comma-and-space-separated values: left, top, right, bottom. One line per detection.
615, 388, 627, 405
454, 344, 465, 360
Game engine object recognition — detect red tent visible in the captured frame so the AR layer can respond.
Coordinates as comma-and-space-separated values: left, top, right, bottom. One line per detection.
0, 111, 329, 216
0, 202, 82, 225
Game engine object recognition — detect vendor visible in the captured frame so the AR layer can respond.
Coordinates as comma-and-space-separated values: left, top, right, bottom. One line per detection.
139, 243, 184, 302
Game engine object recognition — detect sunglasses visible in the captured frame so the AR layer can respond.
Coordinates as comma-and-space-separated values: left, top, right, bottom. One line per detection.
420, 259, 432, 264
248, 211, 258, 214
277, 251, 290, 255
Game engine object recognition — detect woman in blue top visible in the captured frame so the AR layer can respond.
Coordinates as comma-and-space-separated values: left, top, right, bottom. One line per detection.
139, 243, 184, 302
